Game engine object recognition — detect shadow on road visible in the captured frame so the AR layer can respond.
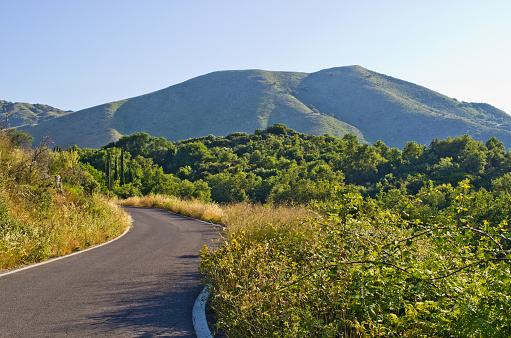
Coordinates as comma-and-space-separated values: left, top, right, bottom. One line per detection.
60, 271, 204, 337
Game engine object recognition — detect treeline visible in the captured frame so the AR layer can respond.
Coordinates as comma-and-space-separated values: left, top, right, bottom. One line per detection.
77, 124, 511, 204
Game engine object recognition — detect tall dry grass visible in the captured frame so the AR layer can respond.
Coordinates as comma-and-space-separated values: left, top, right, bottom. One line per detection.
0, 132, 132, 270
198, 203, 328, 337
118, 195, 315, 235
119, 195, 224, 224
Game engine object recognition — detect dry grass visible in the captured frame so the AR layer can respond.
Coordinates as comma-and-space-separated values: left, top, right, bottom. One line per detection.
1, 193, 131, 269
221, 202, 315, 239
119, 195, 224, 224
118, 195, 315, 235
0, 133, 132, 270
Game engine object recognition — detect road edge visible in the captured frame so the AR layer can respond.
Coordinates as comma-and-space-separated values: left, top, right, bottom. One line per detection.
0, 225, 131, 278
157, 208, 225, 338
163, 209, 224, 338
193, 286, 213, 338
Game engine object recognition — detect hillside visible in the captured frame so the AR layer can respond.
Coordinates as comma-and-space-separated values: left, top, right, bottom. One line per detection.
18, 66, 511, 149
0, 100, 72, 128
295, 66, 511, 147
0, 130, 130, 270
18, 101, 125, 149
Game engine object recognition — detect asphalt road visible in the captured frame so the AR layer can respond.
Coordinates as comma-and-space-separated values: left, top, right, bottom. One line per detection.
0, 207, 221, 337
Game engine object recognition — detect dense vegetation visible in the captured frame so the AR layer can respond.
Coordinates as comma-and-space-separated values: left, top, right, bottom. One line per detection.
200, 179, 511, 336
79, 123, 511, 206
5, 84, 511, 334
0, 129, 131, 270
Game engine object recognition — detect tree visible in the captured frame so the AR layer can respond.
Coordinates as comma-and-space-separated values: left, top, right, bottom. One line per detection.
172, 142, 211, 170
402, 141, 425, 163
120, 148, 125, 186
492, 172, 511, 194
114, 155, 118, 182
112, 132, 153, 156
7, 129, 33, 148
485, 136, 505, 168
265, 123, 289, 136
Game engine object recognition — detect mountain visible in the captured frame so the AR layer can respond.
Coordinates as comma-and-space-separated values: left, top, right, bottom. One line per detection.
17, 66, 511, 149
0, 100, 72, 129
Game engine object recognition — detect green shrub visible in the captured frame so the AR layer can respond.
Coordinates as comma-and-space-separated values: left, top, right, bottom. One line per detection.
201, 180, 511, 337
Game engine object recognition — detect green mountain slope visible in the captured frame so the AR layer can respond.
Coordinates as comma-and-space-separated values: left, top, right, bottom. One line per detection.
110, 69, 363, 142
18, 66, 511, 149
0, 100, 72, 128
20, 101, 124, 149
294, 66, 511, 147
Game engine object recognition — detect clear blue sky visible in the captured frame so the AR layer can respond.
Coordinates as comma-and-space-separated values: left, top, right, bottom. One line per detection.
1, 0, 510, 114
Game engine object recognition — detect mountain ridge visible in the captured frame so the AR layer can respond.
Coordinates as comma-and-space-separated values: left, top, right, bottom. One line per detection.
13, 65, 511, 149
0, 100, 72, 128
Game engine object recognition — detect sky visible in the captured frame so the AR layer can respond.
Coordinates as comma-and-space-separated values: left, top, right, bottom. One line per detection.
1, 0, 510, 114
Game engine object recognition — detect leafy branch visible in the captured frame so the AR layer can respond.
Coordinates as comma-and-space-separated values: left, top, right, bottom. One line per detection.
427, 257, 511, 281
276, 259, 444, 295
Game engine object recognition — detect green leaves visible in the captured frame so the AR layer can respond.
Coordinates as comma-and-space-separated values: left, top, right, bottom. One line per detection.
202, 182, 511, 336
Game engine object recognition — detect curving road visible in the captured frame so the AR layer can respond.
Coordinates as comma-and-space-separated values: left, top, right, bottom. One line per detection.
0, 207, 221, 337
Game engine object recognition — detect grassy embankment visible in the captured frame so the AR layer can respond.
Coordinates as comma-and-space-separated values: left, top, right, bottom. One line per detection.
0, 132, 131, 270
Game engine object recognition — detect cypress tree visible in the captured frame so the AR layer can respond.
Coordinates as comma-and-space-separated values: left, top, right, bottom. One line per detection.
114, 155, 119, 182
120, 148, 125, 186
107, 154, 111, 191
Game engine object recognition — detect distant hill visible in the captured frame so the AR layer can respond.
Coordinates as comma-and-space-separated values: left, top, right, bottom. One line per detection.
0, 100, 72, 129
17, 66, 511, 149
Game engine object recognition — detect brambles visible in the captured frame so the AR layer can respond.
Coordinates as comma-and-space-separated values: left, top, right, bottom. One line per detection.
200, 181, 511, 337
